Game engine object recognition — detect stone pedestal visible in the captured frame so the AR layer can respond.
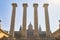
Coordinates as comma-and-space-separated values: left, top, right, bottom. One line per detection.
8, 36, 16, 40
34, 36, 40, 40
20, 37, 27, 40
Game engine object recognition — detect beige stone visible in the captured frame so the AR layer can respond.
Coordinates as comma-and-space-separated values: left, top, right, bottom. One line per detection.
43, 3, 51, 37
0, 29, 9, 39
21, 3, 28, 38
9, 3, 17, 40
33, 3, 39, 37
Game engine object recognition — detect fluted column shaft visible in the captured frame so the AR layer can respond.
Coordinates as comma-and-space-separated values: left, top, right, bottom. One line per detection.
33, 4, 39, 37
9, 3, 17, 37
43, 4, 51, 36
22, 3, 28, 37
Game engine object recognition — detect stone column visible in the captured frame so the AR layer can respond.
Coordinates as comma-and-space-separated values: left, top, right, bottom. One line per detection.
9, 3, 17, 39
43, 3, 51, 36
21, 3, 28, 38
33, 3, 39, 37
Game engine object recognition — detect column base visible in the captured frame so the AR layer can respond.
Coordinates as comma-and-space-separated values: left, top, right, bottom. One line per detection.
34, 36, 40, 40
34, 37, 40, 40
20, 34, 27, 40
8, 37, 16, 40
20, 37, 27, 40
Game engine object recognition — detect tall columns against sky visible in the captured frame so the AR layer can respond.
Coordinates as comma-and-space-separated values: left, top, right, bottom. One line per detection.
22, 3, 28, 37
33, 3, 39, 37
9, 3, 17, 37
43, 3, 51, 36
9, 3, 51, 38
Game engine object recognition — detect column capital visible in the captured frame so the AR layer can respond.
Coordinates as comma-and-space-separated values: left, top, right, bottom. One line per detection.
12, 3, 17, 7
33, 3, 38, 7
23, 3, 28, 7
43, 3, 49, 8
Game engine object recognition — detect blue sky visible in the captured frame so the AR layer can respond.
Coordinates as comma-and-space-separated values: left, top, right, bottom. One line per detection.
0, 0, 60, 33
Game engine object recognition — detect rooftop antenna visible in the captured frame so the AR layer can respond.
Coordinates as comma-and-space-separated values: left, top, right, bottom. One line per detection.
0, 20, 2, 29
59, 20, 60, 29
